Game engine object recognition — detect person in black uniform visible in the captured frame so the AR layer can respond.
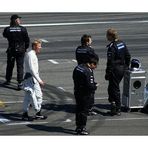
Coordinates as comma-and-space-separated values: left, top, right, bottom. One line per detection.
3, 14, 30, 90
73, 57, 99, 135
75, 34, 97, 65
105, 28, 131, 116
75, 34, 99, 115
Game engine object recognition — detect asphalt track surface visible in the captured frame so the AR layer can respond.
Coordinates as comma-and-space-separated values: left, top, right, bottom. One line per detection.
0, 13, 148, 135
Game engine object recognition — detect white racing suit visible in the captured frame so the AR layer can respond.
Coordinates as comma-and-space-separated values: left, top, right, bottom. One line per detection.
22, 49, 43, 113
23, 77, 42, 112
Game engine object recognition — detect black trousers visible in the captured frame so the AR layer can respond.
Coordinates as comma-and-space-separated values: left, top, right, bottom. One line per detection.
88, 93, 95, 111
6, 52, 24, 83
108, 65, 125, 109
75, 92, 93, 128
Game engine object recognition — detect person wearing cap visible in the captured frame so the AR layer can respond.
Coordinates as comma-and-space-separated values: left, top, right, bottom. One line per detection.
73, 56, 99, 135
3, 14, 30, 90
22, 39, 47, 121
105, 28, 131, 116
75, 34, 99, 116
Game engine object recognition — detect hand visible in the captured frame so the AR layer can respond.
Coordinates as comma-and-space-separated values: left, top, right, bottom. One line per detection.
39, 80, 45, 87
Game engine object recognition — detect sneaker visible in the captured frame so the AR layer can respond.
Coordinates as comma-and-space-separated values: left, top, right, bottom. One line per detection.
80, 128, 89, 135
22, 112, 34, 121
76, 127, 89, 135
34, 111, 47, 120
3, 81, 10, 85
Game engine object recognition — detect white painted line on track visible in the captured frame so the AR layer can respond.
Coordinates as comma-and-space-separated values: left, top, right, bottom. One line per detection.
6, 121, 48, 126
1, 97, 107, 104
48, 59, 77, 65
72, 59, 77, 63
4, 117, 148, 126
48, 59, 59, 64
62, 117, 148, 123
2, 100, 47, 104
63, 119, 72, 123
106, 117, 148, 121
57, 87, 66, 91
40, 39, 49, 43
0, 115, 10, 123
61, 117, 148, 124
91, 117, 148, 122
1, 20, 148, 28
63, 97, 108, 101
95, 97, 108, 100
66, 98, 73, 101
3, 101, 23, 104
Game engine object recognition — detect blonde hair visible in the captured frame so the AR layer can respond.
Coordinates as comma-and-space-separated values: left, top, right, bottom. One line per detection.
106, 28, 119, 40
32, 39, 42, 48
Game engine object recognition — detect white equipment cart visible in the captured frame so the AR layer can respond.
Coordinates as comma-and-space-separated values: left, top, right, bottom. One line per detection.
122, 69, 146, 112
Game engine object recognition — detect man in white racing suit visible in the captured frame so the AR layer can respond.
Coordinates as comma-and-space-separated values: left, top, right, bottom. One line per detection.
22, 39, 47, 121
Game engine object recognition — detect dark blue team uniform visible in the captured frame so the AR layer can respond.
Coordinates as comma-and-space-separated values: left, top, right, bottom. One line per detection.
75, 45, 97, 65
105, 40, 131, 110
73, 64, 97, 129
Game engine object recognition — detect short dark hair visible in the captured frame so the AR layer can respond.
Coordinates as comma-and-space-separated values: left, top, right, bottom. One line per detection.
81, 34, 91, 46
10, 14, 21, 26
88, 54, 99, 65
10, 14, 21, 21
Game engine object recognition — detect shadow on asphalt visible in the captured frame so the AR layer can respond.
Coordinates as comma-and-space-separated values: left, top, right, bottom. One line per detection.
0, 81, 147, 124
0, 112, 23, 121
94, 104, 148, 115
0, 80, 19, 91
42, 103, 114, 116
93, 104, 111, 116
42, 103, 75, 114
42, 84, 113, 116
95, 104, 110, 110
27, 124, 76, 135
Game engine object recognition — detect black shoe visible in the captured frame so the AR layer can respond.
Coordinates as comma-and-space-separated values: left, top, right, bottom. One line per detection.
34, 111, 47, 120
75, 127, 82, 133
109, 102, 117, 116
80, 129, 89, 135
17, 83, 23, 91
22, 112, 34, 121
76, 127, 89, 135
108, 110, 121, 116
3, 81, 10, 85
116, 109, 121, 116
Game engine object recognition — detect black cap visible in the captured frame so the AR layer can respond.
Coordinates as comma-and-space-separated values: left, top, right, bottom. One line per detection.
10, 14, 21, 20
